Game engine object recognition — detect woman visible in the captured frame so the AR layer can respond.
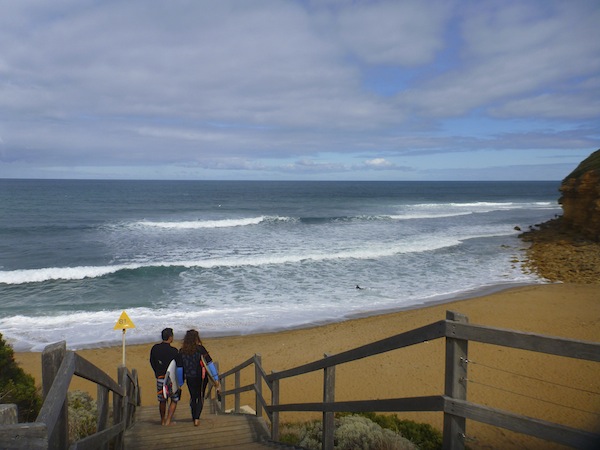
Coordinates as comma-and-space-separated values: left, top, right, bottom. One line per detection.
179, 329, 221, 426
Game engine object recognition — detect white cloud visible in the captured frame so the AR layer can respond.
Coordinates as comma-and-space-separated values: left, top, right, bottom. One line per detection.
336, 0, 450, 66
0, 0, 598, 180
364, 158, 394, 168
399, 1, 600, 117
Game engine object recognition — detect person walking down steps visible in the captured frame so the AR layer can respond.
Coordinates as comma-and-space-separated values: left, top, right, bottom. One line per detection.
149, 327, 180, 425
179, 329, 221, 426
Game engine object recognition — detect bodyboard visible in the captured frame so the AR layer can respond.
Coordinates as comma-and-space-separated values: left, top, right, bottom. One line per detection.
162, 358, 180, 399
200, 354, 217, 384
201, 354, 220, 401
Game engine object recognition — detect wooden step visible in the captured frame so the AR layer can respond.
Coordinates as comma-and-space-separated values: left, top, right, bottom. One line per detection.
124, 405, 273, 449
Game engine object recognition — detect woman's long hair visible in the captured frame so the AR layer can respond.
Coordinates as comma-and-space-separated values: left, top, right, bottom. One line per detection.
181, 329, 201, 355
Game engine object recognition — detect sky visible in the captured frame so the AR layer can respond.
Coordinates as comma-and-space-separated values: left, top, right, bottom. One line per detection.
0, 0, 599, 181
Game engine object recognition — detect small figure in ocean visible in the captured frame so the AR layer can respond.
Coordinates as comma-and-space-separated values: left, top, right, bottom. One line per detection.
179, 329, 221, 427
149, 327, 180, 425
356, 284, 364, 290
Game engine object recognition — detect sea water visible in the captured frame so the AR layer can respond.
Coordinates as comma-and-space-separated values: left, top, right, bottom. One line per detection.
0, 180, 561, 351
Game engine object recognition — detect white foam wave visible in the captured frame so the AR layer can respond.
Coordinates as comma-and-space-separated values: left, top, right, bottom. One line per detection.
0, 236, 463, 285
388, 212, 473, 220
390, 201, 559, 219
0, 264, 141, 285
0, 304, 339, 351
412, 201, 557, 210
137, 216, 272, 229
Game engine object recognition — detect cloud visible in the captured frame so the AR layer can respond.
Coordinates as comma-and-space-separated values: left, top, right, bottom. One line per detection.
335, 0, 450, 66
363, 158, 394, 168
0, 0, 598, 180
398, 1, 600, 118
489, 90, 600, 119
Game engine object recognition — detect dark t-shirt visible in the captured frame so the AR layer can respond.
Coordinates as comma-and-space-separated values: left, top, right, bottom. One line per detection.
149, 341, 179, 378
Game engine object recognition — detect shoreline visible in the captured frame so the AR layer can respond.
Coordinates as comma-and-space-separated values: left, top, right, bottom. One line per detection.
14, 283, 600, 449
10, 280, 545, 352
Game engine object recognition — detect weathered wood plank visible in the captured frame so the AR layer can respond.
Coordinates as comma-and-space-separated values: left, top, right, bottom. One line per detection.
36, 351, 76, 434
268, 395, 445, 413
220, 355, 255, 378
443, 311, 468, 450
223, 383, 254, 397
268, 320, 446, 381
41, 341, 68, 450
449, 322, 600, 361
0, 404, 18, 425
69, 422, 125, 450
444, 397, 600, 449
74, 353, 123, 394
254, 355, 263, 419
0, 422, 47, 449
271, 378, 280, 441
323, 354, 335, 450
123, 406, 271, 450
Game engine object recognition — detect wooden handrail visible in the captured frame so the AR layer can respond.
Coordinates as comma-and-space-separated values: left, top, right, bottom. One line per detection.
449, 322, 600, 361
267, 320, 447, 381
1, 341, 141, 450
218, 310, 600, 450
36, 351, 76, 432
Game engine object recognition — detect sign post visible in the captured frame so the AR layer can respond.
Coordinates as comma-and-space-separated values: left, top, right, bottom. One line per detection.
113, 311, 136, 366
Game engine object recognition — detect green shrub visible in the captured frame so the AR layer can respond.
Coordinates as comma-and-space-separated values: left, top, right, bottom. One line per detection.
0, 332, 42, 422
350, 413, 443, 450
278, 415, 416, 450
68, 390, 98, 443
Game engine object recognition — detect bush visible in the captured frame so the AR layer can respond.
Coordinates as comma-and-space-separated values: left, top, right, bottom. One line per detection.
0, 332, 42, 422
279, 415, 416, 450
352, 413, 443, 450
68, 390, 98, 443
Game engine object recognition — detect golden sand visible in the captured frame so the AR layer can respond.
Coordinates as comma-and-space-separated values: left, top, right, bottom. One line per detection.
14, 283, 600, 449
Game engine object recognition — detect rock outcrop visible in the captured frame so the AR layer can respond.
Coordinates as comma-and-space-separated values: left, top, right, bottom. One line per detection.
520, 149, 600, 284
558, 149, 600, 241
520, 219, 600, 283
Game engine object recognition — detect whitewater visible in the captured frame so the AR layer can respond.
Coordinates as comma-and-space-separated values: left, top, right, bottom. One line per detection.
0, 180, 561, 351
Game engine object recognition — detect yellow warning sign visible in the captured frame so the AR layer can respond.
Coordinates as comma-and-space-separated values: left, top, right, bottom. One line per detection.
113, 311, 136, 330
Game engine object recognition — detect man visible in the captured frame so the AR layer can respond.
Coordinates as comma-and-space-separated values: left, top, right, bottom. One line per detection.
149, 327, 180, 425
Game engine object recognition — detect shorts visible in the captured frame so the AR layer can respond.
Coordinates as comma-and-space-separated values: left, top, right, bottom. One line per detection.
156, 377, 180, 402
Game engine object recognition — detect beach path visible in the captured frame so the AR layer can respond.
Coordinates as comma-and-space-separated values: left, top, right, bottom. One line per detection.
123, 402, 272, 449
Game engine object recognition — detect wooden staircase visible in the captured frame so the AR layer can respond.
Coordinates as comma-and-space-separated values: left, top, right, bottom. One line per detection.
123, 401, 278, 449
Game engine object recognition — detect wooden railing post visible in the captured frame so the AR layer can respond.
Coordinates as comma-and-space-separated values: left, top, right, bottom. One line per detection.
132, 367, 141, 411
221, 375, 227, 412
323, 354, 335, 450
97, 384, 109, 450
443, 311, 469, 450
112, 365, 127, 450
255, 354, 263, 418
41, 341, 68, 449
235, 370, 241, 413
125, 369, 134, 427
271, 375, 280, 441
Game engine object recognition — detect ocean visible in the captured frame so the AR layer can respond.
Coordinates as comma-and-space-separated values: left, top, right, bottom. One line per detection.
0, 179, 561, 352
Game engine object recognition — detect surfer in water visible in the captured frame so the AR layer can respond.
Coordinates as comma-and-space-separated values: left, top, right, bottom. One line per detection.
150, 328, 180, 425
180, 329, 221, 427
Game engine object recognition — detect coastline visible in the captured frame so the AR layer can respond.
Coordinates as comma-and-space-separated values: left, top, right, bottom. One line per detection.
14, 283, 600, 449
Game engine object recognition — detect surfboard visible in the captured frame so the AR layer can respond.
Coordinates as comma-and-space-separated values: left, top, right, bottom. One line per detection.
201, 354, 217, 384
201, 354, 221, 402
162, 358, 180, 399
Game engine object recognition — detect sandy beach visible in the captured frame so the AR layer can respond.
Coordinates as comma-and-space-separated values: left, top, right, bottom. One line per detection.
14, 283, 600, 449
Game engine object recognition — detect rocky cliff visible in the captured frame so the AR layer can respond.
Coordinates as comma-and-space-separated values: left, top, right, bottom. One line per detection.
558, 149, 600, 241
520, 149, 600, 283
